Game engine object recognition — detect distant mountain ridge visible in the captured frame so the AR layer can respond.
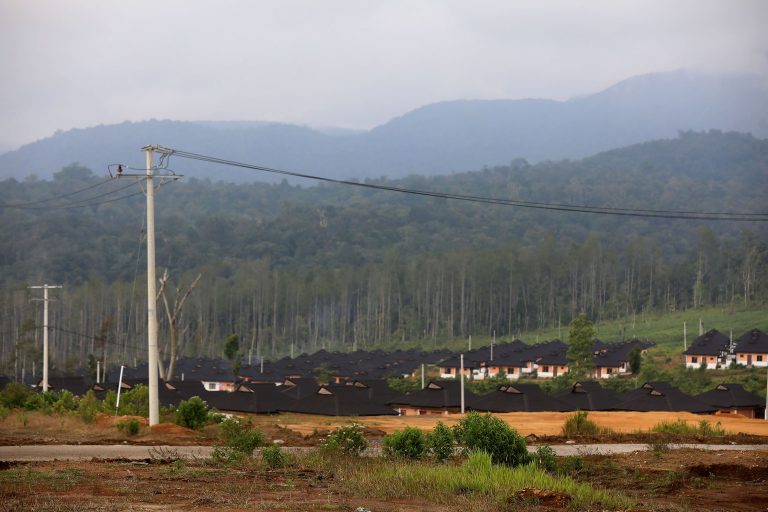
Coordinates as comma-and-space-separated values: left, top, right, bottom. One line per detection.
1, 69, 766, 182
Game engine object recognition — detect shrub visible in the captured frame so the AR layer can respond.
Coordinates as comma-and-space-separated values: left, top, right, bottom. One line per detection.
117, 385, 149, 416
534, 444, 557, 472
52, 390, 78, 414
117, 418, 140, 436
322, 423, 367, 456
0, 382, 31, 408
427, 421, 454, 463
262, 444, 288, 469
561, 410, 599, 436
557, 455, 583, 476
175, 396, 209, 429
23, 392, 53, 412
78, 390, 99, 423
212, 418, 265, 464
383, 427, 426, 459
452, 412, 530, 467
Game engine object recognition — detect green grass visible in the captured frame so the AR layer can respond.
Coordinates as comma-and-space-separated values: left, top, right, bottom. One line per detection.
0, 467, 84, 492
313, 451, 633, 510
377, 306, 767, 352
651, 419, 727, 437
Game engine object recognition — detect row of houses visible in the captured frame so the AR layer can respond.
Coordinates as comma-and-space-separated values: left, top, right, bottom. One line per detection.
436, 339, 653, 381
684, 329, 768, 369
7, 375, 763, 419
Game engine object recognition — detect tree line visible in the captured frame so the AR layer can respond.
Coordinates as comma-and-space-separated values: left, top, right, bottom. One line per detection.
0, 131, 766, 375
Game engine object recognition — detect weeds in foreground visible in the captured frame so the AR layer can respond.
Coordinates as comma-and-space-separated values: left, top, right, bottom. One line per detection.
0, 467, 84, 492
211, 417, 265, 464
327, 450, 632, 510
651, 419, 727, 437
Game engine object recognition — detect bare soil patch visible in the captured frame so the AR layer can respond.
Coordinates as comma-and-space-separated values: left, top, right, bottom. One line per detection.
2, 410, 767, 447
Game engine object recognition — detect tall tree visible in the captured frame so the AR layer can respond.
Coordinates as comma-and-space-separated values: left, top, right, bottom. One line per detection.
566, 314, 596, 380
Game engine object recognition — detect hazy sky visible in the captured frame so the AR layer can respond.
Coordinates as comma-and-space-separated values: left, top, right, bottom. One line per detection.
1, 0, 766, 149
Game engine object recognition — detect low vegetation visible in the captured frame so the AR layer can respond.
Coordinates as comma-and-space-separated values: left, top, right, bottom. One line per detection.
561, 410, 612, 436
452, 411, 530, 467
337, 450, 632, 510
651, 419, 727, 437
321, 423, 368, 456
212, 417, 265, 464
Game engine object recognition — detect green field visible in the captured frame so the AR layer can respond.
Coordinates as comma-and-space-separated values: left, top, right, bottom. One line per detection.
390, 307, 767, 352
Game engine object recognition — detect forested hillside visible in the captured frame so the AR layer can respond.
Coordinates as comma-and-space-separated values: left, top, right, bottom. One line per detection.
1, 131, 767, 374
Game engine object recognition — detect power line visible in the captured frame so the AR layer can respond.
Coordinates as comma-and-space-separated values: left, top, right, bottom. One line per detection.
167, 148, 768, 222
0, 178, 115, 208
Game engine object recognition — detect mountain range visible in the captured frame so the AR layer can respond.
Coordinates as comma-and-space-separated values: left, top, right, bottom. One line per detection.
1, 69, 766, 183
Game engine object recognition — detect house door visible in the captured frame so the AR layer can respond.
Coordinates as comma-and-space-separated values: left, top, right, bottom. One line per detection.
747, 354, 752, 365
553, 366, 558, 377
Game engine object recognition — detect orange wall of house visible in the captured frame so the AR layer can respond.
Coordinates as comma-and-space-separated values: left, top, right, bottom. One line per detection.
737, 352, 767, 361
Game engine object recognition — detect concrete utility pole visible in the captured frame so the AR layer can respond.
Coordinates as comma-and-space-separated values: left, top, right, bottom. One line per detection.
491, 330, 495, 362
683, 322, 687, 351
116, 145, 178, 426
29, 284, 62, 393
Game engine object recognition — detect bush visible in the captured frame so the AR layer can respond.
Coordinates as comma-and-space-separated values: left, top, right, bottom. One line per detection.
262, 444, 288, 469
0, 382, 31, 408
52, 390, 78, 414
322, 423, 367, 456
117, 418, 140, 436
383, 427, 426, 459
212, 418, 265, 464
452, 412, 530, 467
561, 410, 600, 436
23, 392, 53, 412
557, 455, 583, 476
427, 421, 454, 463
78, 390, 99, 423
534, 444, 557, 472
117, 385, 149, 416
175, 396, 209, 429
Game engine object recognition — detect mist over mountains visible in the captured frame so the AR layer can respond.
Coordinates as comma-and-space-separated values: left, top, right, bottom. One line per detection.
1, 69, 766, 182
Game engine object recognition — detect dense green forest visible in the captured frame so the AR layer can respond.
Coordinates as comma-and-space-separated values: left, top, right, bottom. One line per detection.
1, 131, 766, 374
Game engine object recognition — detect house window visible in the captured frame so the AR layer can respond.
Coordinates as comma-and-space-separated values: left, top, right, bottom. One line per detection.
607, 368, 613, 374
691, 357, 697, 363
758, 355, 764, 362
206, 382, 218, 391
542, 366, 550, 372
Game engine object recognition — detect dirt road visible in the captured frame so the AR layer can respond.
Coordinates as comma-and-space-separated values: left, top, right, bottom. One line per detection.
2, 443, 767, 461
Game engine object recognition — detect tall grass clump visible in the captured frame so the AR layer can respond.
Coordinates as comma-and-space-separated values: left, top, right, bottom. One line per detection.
452, 412, 530, 467
651, 419, 726, 437
561, 410, 605, 436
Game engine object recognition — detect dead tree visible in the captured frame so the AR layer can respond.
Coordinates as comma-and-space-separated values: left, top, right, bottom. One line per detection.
157, 269, 202, 381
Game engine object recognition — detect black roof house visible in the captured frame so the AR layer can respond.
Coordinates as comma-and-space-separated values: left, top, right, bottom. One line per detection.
554, 381, 625, 411
734, 329, 768, 354
618, 382, 716, 413
696, 383, 764, 410
683, 329, 731, 357
387, 380, 481, 411
473, 383, 574, 412
282, 384, 398, 416
280, 377, 320, 400
33, 376, 92, 396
